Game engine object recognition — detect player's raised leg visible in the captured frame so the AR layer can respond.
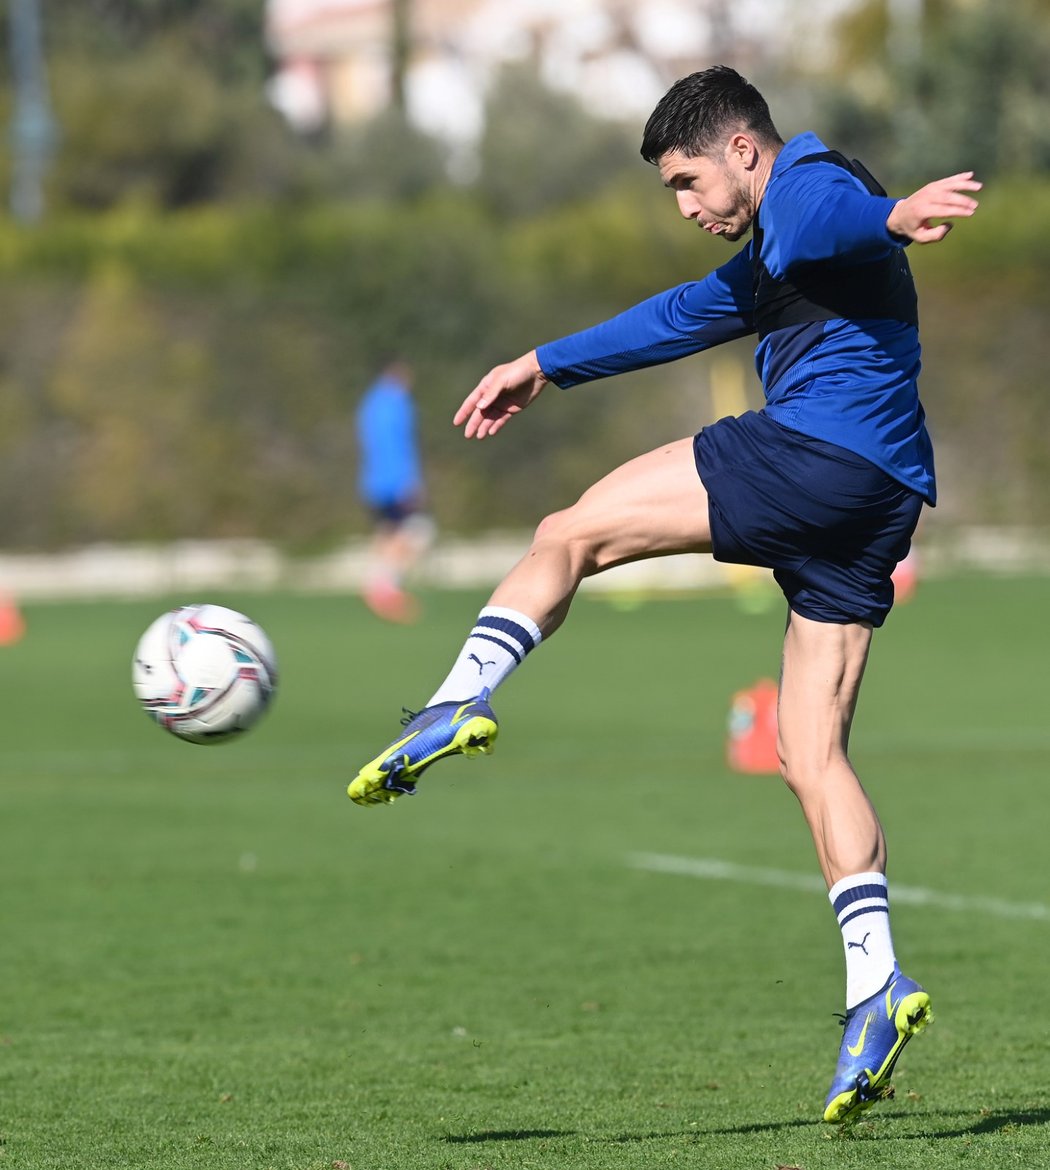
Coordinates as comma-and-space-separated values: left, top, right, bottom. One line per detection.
776, 611, 932, 1122
348, 437, 712, 806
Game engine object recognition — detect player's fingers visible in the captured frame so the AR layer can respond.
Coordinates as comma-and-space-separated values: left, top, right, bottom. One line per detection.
939, 188, 980, 209
467, 407, 496, 439
453, 386, 485, 427
466, 400, 502, 439
924, 172, 979, 198
907, 194, 976, 233
940, 171, 981, 188
915, 221, 952, 244
929, 187, 981, 212
474, 400, 520, 440
460, 398, 486, 437
457, 368, 509, 424
915, 204, 972, 227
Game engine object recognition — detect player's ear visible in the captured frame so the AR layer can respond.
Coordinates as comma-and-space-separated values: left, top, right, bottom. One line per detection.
725, 132, 758, 170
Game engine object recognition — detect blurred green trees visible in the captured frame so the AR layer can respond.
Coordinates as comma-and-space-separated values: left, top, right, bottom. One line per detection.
0, 0, 1048, 548
820, 0, 1050, 182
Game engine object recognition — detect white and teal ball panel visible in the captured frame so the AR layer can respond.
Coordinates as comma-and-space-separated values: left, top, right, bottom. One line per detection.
132, 604, 277, 743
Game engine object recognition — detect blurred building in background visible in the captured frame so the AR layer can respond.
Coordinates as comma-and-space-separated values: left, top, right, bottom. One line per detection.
265, 0, 854, 145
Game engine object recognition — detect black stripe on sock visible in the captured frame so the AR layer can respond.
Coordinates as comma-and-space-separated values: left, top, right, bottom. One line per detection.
476, 614, 536, 655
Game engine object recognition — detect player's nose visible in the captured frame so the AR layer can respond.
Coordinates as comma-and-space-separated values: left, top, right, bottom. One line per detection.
675, 189, 701, 220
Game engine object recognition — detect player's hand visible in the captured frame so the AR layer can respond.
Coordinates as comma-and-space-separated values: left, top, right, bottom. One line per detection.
886, 172, 982, 244
454, 350, 549, 439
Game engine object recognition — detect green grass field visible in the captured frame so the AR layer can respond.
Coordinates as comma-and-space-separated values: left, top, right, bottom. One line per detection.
2, 576, 1049, 1169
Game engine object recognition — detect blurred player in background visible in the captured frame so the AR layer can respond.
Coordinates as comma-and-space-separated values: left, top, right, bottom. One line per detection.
349, 67, 980, 1121
355, 360, 434, 623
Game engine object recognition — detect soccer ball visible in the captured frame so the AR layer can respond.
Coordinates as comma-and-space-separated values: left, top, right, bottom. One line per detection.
132, 604, 278, 743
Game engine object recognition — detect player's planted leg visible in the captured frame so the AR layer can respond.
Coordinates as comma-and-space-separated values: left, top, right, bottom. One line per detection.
777, 612, 933, 1121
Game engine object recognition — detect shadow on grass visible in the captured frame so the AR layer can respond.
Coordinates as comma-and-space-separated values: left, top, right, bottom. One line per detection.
442, 1129, 575, 1144
439, 1107, 1050, 1148
921, 1107, 1050, 1140
703, 1106, 1050, 1139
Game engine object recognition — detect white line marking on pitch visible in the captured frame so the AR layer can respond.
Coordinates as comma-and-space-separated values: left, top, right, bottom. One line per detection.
627, 853, 1050, 922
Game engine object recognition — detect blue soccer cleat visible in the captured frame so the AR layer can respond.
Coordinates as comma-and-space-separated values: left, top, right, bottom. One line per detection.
348, 689, 498, 807
823, 967, 933, 1123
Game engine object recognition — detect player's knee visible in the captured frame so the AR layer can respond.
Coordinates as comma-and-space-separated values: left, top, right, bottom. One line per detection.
775, 736, 795, 789
533, 503, 613, 575
532, 506, 595, 557
776, 734, 827, 794
778, 757, 803, 795
778, 741, 857, 800
532, 508, 568, 545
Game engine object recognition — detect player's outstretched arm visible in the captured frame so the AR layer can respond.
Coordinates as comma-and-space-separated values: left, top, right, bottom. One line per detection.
454, 350, 550, 440
886, 171, 982, 244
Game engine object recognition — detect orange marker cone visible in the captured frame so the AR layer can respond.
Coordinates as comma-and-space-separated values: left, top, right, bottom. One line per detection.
726, 677, 780, 775
891, 549, 919, 604
0, 594, 26, 645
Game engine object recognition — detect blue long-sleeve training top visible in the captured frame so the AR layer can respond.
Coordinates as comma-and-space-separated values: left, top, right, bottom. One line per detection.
356, 373, 423, 505
536, 132, 936, 504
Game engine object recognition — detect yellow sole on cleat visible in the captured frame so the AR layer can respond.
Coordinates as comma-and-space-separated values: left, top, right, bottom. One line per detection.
346, 773, 399, 806
347, 716, 498, 808
455, 720, 497, 759
898, 993, 934, 1033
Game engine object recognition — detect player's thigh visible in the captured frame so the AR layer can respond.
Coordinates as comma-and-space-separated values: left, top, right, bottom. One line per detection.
547, 436, 713, 563
778, 609, 873, 765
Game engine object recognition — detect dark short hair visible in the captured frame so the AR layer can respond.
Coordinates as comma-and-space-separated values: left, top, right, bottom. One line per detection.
640, 65, 782, 164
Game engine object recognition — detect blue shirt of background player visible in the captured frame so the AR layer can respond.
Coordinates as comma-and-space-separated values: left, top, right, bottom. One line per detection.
356, 369, 423, 512
536, 131, 936, 506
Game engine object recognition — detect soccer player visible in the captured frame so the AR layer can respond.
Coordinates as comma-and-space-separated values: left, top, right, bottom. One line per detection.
349, 66, 980, 1121
355, 360, 434, 623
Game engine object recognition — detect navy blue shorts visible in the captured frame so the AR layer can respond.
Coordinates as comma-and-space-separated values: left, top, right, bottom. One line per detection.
694, 411, 925, 627
364, 495, 420, 525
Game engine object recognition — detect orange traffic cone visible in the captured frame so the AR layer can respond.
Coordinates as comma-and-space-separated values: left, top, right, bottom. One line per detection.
891, 548, 919, 604
726, 677, 780, 775
0, 594, 25, 650
0, 594, 25, 645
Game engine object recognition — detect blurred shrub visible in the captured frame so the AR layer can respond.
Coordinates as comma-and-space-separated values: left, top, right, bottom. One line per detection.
475, 64, 642, 217
821, 0, 1050, 185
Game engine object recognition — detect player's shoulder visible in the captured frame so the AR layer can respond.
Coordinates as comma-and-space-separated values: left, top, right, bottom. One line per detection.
769, 137, 871, 202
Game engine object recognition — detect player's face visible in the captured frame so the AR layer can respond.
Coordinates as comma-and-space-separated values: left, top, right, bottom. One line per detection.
658, 146, 756, 242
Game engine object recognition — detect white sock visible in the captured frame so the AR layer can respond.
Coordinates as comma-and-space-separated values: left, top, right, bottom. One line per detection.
427, 606, 543, 705
829, 871, 898, 1008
